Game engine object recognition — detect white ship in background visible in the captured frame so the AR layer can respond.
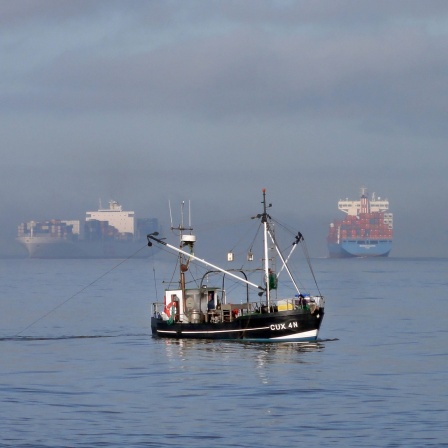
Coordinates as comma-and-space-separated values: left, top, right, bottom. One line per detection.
17, 200, 159, 259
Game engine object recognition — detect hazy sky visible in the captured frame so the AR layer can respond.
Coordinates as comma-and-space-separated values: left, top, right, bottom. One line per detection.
1, 0, 447, 257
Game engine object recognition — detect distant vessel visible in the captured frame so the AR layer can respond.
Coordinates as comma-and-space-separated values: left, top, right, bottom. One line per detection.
17, 200, 159, 259
327, 187, 393, 258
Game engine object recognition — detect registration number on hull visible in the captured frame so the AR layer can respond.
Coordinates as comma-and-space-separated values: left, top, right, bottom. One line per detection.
270, 321, 298, 331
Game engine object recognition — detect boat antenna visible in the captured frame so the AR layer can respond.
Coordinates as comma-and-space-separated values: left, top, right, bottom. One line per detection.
188, 200, 192, 228
169, 200, 173, 229
181, 201, 185, 229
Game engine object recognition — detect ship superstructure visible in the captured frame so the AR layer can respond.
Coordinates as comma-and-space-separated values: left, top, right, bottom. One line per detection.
327, 187, 393, 258
17, 200, 159, 258
85, 200, 134, 239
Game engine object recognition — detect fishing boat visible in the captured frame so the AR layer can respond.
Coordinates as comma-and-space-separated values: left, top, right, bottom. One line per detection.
147, 189, 325, 342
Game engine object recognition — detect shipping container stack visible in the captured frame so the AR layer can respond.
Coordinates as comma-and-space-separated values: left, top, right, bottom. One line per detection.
17, 220, 77, 240
327, 210, 393, 243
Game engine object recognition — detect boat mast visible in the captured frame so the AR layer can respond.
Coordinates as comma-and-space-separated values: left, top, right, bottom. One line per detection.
261, 188, 271, 311
177, 201, 192, 308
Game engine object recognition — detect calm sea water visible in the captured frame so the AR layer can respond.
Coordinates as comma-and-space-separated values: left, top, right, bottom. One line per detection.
0, 256, 447, 447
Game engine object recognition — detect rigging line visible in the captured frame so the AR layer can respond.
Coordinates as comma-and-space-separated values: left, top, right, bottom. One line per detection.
271, 217, 295, 234
228, 220, 261, 254
168, 251, 180, 286
267, 229, 303, 294
247, 221, 262, 252
271, 224, 318, 294
300, 239, 322, 296
15, 244, 149, 337
267, 221, 308, 292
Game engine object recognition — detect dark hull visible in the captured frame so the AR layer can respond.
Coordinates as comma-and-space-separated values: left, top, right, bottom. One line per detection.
151, 308, 324, 342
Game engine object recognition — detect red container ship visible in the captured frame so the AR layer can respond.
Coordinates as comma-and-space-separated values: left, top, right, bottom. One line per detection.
327, 187, 393, 258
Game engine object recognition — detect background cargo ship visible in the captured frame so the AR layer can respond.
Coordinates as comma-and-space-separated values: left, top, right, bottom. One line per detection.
17, 200, 159, 259
327, 187, 393, 258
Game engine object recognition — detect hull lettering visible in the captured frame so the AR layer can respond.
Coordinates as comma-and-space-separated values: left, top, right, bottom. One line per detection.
270, 321, 298, 331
